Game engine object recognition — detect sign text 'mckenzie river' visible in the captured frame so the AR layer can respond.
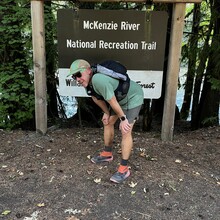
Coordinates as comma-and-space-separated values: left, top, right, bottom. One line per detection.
57, 9, 168, 70
83, 20, 141, 31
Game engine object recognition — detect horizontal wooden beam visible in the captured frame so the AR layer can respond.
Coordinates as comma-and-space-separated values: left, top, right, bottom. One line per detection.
31, 0, 202, 3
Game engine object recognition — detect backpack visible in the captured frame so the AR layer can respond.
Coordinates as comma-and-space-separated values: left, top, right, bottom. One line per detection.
86, 60, 130, 101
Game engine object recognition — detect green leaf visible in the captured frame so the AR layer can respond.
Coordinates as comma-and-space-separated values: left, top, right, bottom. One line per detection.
1, 210, 11, 216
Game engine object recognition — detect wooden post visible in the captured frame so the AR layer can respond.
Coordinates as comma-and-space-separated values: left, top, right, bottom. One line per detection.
161, 3, 186, 141
31, 0, 47, 134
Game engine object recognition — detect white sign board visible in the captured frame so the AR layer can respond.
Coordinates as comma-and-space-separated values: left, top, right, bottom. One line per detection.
59, 69, 162, 99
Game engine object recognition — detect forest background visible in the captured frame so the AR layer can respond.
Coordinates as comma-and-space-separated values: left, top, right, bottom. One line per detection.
0, 0, 219, 132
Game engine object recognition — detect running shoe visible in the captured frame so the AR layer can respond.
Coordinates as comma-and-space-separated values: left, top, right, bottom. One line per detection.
110, 168, 130, 183
91, 153, 113, 163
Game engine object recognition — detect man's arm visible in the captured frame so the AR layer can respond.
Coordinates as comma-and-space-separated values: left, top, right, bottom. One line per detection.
91, 96, 110, 115
91, 96, 111, 125
107, 96, 131, 133
107, 96, 125, 118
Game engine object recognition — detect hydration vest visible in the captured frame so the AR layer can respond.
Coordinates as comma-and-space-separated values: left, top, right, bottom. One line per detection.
86, 60, 130, 101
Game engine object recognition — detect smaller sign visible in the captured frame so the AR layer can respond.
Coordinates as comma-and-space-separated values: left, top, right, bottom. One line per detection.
58, 69, 162, 99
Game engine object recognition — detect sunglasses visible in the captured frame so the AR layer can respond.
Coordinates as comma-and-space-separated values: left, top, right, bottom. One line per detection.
71, 71, 82, 80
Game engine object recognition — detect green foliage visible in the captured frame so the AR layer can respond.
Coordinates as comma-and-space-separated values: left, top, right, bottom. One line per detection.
181, 1, 220, 128
201, 116, 219, 127
209, 78, 220, 91
0, 65, 34, 129
0, 0, 34, 130
96, 2, 127, 10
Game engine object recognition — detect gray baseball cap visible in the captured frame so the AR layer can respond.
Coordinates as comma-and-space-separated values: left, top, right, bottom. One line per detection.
67, 59, 90, 77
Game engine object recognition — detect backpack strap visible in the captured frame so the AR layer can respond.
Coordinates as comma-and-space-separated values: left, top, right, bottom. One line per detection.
87, 61, 130, 101
86, 84, 104, 100
114, 77, 130, 101
96, 64, 127, 81
86, 76, 130, 101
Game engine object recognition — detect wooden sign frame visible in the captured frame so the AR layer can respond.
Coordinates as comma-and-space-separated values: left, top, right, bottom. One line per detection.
31, 0, 201, 140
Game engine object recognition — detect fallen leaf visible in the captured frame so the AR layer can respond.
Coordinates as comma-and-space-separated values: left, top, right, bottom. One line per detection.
49, 176, 55, 182
35, 144, 43, 149
150, 157, 157, 161
193, 171, 200, 176
23, 211, 41, 219
1, 210, 11, 216
143, 188, 149, 193
64, 209, 81, 215
87, 170, 92, 175
145, 155, 157, 161
37, 203, 45, 207
128, 181, 137, 188
131, 191, 136, 195
94, 178, 101, 183
66, 216, 80, 220
117, 149, 122, 154
140, 152, 146, 157
17, 170, 24, 176
81, 208, 91, 216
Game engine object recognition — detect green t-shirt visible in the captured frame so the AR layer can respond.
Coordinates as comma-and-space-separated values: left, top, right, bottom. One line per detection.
92, 73, 144, 110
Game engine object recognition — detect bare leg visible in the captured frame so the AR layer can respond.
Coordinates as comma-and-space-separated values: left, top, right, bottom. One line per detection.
121, 123, 134, 160
103, 115, 118, 147
109, 122, 134, 183
91, 115, 118, 164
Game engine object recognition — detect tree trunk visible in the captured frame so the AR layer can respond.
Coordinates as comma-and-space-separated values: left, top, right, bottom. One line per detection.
197, 0, 220, 127
191, 19, 213, 129
151, 4, 173, 121
44, 1, 59, 119
142, 99, 152, 131
180, 4, 200, 120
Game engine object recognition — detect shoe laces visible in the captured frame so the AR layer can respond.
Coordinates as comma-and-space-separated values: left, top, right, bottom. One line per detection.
100, 151, 112, 157
118, 165, 128, 173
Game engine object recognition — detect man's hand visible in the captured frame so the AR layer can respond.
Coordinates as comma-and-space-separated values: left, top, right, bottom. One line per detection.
102, 113, 110, 125
119, 119, 131, 133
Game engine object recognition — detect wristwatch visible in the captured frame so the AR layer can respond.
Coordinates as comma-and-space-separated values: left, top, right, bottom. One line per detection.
120, 115, 127, 121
